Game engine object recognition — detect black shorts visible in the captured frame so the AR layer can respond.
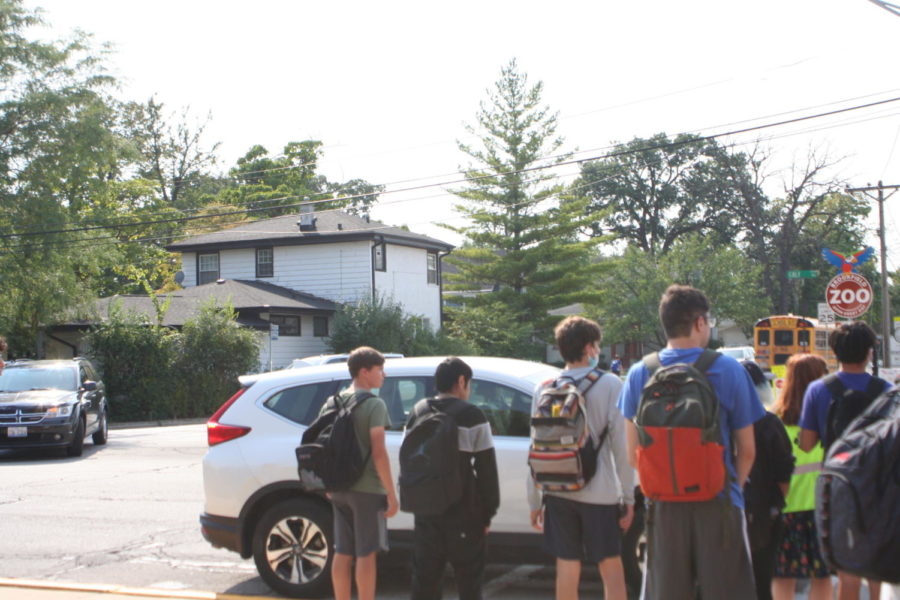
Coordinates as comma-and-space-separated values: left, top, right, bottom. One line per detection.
542, 495, 622, 563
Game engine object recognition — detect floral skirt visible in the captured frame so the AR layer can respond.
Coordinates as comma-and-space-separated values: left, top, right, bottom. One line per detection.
773, 510, 831, 578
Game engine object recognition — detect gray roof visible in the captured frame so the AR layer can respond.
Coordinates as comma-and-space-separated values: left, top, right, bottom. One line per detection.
62, 280, 336, 329
166, 210, 453, 253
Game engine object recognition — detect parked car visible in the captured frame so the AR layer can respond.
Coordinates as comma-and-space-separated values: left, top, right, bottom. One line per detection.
201, 355, 646, 597
717, 345, 756, 362
0, 358, 109, 457
287, 352, 404, 369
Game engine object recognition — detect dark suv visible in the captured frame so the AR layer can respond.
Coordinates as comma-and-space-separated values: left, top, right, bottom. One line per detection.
0, 358, 108, 457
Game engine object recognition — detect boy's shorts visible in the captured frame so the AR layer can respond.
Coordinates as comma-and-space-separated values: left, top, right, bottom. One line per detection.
542, 495, 622, 563
330, 490, 388, 557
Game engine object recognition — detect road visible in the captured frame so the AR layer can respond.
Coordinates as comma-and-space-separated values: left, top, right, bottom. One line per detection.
0, 424, 574, 599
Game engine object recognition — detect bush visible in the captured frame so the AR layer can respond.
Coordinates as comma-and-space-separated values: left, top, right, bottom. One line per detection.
328, 294, 475, 356
86, 298, 260, 422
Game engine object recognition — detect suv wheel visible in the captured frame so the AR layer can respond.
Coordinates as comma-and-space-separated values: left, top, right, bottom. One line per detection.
66, 417, 85, 457
92, 410, 108, 445
252, 498, 333, 598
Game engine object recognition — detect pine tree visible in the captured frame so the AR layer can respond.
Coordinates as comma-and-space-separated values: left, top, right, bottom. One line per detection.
445, 59, 603, 359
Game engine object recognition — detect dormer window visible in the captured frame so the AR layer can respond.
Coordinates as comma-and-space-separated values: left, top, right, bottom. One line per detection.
198, 252, 219, 285
256, 247, 274, 278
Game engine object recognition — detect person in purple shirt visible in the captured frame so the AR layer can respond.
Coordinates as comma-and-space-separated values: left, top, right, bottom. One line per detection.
618, 285, 765, 600
798, 320, 891, 600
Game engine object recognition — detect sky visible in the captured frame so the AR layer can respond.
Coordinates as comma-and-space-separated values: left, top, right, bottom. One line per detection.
22, 0, 900, 272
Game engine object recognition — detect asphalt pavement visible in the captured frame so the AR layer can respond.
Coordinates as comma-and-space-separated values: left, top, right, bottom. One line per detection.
0, 578, 276, 600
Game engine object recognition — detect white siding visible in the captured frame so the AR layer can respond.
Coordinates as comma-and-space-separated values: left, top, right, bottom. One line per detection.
255, 314, 332, 371
181, 252, 197, 286
185, 242, 373, 304
374, 244, 441, 328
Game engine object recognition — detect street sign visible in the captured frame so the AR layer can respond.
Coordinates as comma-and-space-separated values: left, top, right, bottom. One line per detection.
817, 302, 836, 324
787, 270, 819, 279
270, 323, 279, 340
825, 273, 873, 319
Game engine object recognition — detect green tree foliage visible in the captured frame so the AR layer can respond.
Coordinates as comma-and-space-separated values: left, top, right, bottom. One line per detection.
577, 134, 741, 256
328, 294, 474, 356
446, 59, 604, 358
87, 298, 259, 421
219, 142, 384, 218
0, 0, 127, 354
589, 236, 767, 348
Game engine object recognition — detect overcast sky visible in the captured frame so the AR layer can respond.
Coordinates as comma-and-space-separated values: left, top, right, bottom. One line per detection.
24, 0, 900, 270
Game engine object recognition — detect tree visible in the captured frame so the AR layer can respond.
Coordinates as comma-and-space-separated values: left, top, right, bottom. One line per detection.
219, 142, 383, 218
446, 59, 604, 358
0, 0, 127, 354
576, 133, 744, 256
589, 236, 767, 348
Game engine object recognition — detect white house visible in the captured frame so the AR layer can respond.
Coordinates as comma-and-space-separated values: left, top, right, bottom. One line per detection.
163, 208, 454, 369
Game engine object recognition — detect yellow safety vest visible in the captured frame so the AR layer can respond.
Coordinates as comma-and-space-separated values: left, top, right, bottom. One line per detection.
783, 423, 824, 513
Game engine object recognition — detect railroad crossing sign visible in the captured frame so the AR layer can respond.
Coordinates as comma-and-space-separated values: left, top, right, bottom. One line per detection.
825, 273, 873, 319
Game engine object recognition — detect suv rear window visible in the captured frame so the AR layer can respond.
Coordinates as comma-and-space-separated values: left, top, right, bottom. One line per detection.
263, 382, 334, 425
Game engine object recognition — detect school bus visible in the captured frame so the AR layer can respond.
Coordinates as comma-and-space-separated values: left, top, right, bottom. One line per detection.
753, 315, 838, 372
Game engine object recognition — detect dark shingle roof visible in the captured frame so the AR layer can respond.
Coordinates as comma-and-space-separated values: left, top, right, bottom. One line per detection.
166, 210, 453, 252
63, 280, 336, 328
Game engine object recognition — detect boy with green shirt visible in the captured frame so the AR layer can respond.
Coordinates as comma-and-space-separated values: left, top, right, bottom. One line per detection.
323, 347, 398, 600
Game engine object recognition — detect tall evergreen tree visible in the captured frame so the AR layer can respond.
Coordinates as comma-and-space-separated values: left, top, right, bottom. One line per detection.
445, 59, 603, 359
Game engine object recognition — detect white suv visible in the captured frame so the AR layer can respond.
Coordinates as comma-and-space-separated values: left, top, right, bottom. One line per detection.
200, 356, 645, 597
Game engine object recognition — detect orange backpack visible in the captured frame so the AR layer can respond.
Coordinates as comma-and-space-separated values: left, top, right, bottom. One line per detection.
635, 350, 726, 502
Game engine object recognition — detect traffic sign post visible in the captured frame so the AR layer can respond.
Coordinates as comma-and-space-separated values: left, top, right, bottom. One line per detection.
825, 273, 874, 319
817, 302, 836, 324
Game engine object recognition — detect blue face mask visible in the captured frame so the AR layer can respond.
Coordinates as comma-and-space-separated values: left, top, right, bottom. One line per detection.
587, 354, 599, 369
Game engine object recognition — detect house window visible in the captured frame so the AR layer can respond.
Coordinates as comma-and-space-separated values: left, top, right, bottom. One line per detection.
313, 316, 329, 337
373, 241, 386, 271
198, 253, 219, 285
426, 251, 438, 284
270, 315, 301, 336
256, 247, 274, 278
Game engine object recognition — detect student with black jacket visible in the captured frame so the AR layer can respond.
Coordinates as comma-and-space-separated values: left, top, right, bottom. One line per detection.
403, 357, 500, 600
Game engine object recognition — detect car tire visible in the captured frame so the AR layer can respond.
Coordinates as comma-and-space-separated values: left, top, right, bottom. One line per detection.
66, 416, 85, 457
252, 497, 333, 598
92, 409, 108, 445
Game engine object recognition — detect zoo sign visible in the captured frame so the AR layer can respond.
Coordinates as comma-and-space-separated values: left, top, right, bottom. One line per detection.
825, 273, 873, 319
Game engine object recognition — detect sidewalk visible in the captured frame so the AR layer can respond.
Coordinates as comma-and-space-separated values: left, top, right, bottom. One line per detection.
0, 579, 277, 600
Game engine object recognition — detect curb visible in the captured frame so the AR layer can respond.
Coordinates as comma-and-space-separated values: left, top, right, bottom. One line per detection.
0, 578, 275, 600
109, 418, 208, 430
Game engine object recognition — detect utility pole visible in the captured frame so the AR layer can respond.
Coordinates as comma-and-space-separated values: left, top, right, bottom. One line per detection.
846, 181, 898, 368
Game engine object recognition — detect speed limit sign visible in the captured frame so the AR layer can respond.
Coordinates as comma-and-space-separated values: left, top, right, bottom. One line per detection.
825, 273, 873, 319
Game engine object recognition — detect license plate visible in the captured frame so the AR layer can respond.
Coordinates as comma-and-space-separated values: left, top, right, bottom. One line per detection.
7, 426, 27, 438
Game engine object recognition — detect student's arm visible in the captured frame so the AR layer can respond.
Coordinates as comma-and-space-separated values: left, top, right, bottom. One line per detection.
733, 424, 755, 487
798, 428, 819, 453
370, 426, 398, 518
624, 419, 639, 469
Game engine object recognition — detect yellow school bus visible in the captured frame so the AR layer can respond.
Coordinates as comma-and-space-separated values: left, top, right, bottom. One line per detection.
753, 315, 838, 372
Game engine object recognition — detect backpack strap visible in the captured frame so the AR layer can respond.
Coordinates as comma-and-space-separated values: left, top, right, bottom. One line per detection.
576, 368, 606, 395
824, 373, 845, 400
693, 349, 720, 374
643, 352, 662, 377
341, 390, 375, 412
863, 377, 887, 400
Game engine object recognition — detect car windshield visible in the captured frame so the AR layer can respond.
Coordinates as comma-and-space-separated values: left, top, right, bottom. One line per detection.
0, 366, 77, 392
719, 348, 746, 359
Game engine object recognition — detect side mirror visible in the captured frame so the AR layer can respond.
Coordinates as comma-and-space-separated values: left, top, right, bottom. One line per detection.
82, 381, 98, 392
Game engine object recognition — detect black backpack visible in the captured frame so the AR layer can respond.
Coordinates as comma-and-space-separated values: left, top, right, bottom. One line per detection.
295, 391, 374, 492
822, 374, 887, 451
399, 398, 466, 516
815, 386, 900, 583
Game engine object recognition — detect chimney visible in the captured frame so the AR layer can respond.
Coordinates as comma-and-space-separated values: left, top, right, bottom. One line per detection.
298, 200, 316, 231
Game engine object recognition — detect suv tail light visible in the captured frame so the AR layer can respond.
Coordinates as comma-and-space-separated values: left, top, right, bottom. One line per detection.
207, 387, 251, 446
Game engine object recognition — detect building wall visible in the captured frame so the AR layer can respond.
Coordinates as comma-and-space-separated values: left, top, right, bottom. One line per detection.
374, 244, 441, 327
181, 242, 373, 304
247, 314, 333, 372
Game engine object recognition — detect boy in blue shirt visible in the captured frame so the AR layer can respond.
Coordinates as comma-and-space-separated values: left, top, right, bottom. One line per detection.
617, 285, 763, 600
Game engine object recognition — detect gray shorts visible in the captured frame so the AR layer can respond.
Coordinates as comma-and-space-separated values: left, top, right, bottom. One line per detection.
330, 491, 388, 557
643, 499, 756, 600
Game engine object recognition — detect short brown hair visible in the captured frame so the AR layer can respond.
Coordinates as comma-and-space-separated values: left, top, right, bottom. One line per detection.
347, 346, 385, 378
659, 284, 710, 339
554, 316, 602, 364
